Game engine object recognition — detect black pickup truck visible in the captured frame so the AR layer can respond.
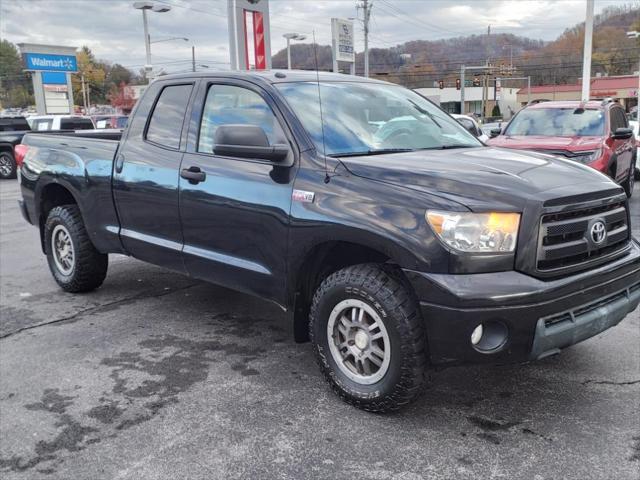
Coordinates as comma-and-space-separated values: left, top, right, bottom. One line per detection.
17, 71, 640, 412
0, 116, 32, 179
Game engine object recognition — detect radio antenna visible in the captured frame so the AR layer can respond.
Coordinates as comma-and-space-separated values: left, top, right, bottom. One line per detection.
312, 31, 330, 184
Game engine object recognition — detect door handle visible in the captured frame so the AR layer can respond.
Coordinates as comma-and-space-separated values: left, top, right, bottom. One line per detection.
115, 154, 125, 173
180, 166, 206, 184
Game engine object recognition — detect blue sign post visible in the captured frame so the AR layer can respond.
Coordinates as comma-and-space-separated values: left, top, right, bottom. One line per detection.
24, 53, 78, 72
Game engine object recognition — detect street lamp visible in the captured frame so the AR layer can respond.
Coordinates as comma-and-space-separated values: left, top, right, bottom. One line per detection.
627, 30, 639, 113
133, 1, 172, 82
150, 36, 189, 44
282, 33, 306, 69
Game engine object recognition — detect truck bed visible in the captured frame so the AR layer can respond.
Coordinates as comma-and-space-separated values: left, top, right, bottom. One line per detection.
19, 131, 123, 254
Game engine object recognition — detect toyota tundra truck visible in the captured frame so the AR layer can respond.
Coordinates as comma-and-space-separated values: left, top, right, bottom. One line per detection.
16, 71, 640, 412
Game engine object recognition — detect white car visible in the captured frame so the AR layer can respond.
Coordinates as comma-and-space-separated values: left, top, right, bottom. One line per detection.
451, 114, 489, 143
27, 115, 95, 131
630, 117, 639, 178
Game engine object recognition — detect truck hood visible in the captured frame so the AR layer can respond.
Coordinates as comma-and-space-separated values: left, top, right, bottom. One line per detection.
487, 135, 602, 152
339, 146, 618, 211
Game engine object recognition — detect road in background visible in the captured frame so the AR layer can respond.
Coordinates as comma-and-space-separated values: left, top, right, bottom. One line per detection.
1, 179, 639, 479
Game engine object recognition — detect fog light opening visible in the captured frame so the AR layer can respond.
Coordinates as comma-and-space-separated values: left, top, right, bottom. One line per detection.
471, 324, 483, 345
471, 321, 508, 353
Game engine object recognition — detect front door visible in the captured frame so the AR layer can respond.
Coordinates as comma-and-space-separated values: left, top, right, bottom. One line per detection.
113, 81, 195, 272
179, 80, 297, 305
610, 106, 633, 182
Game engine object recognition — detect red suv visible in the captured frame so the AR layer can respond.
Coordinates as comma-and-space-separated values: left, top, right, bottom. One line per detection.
487, 100, 636, 197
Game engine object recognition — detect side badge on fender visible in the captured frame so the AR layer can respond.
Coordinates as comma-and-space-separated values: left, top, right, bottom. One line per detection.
292, 190, 315, 203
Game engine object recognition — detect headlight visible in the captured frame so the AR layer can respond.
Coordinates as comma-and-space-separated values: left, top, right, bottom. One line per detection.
572, 149, 601, 164
426, 210, 520, 253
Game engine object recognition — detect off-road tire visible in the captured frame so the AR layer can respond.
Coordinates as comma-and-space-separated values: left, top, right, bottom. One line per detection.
0, 151, 17, 179
44, 205, 108, 292
309, 263, 427, 412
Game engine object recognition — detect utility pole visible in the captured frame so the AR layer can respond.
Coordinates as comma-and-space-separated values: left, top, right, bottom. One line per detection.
81, 73, 88, 113
358, 0, 371, 77
141, 8, 152, 77
581, 0, 594, 102
192, 46, 196, 72
482, 25, 490, 122
627, 30, 640, 110
460, 65, 465, 114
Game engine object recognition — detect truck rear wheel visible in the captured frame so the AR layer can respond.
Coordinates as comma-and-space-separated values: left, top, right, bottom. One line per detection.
309, 264, 427, 412
44, 205, 108, 292
0, 151, 16, 179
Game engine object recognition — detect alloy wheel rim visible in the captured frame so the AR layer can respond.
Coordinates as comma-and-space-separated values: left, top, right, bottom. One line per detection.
327, 299, 391, 385
51, 225, 75, 275
0, 155, 12, 177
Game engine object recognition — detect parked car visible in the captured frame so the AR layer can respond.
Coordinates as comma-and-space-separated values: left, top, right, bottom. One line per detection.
16, 71, 640, 412
452, 114, 489, 142
481, 121, 503, 138
27, 115, 95, 131
487, 100, 636, 197
628, 112, 639, 178
0, 116, 31, 179
93, 115, 128, 129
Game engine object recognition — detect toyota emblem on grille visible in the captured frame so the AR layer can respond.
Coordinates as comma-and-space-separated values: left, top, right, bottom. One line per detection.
590, 220, 607, 245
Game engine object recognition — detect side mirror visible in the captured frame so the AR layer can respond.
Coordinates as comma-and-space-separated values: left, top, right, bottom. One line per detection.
490, 128, 501, 138
612, 127, 633, 140
213, 124, 290, 162
457, 119, 478, 137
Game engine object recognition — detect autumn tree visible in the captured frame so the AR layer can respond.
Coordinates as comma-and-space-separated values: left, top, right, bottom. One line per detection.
71, 46, 107, 107
108, 82, 136, 113
0, 40, 34, 108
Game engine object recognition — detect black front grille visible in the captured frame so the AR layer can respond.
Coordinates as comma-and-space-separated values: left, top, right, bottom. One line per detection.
537, 200, 630, 273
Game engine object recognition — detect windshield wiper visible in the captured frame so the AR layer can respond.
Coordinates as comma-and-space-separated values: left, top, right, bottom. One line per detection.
419, 144, 474, 150
328, 148, 414, 158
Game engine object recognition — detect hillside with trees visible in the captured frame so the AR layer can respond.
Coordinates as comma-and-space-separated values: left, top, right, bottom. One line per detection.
272, 4, 640, 88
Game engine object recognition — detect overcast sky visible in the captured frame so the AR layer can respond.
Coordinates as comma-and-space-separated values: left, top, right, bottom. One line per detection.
0, 0, 630, 74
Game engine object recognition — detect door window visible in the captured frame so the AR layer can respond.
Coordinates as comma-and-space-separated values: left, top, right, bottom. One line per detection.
146, 84, 193, 149
60, 118, 94, 130
33, 119, 52, 131
610, 107, 626, 133
197, 84, 286, 154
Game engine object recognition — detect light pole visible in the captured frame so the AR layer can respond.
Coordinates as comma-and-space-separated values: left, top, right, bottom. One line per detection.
627, 30, 640, 113
133, 1, 172, 83
150, 36, 189, 44
581, 0, 594, 102
282, 33, 306, 69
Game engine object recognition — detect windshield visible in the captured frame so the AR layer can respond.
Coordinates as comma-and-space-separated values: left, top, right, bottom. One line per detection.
505, 108, 605, 137
276, 81, 481, 156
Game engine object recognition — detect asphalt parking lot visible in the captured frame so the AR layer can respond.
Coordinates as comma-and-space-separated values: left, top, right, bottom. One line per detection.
0, 179, 639, 480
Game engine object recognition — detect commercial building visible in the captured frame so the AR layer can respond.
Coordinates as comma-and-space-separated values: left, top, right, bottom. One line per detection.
414, 84, 520, 119
516, 75, 639, 111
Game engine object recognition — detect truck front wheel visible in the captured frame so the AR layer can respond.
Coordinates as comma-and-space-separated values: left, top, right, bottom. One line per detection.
44, 205, 108, 292
309, 264, 427, 412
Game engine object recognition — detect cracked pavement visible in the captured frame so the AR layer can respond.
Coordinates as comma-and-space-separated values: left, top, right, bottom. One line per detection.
1, 180, 639, 479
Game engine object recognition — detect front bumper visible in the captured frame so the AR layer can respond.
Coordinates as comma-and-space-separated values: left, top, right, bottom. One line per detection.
17, 199, 31, 224
403, 239, 640, 366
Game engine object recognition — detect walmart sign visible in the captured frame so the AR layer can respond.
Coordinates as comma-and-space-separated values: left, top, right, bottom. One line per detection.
24, 53, 78, 72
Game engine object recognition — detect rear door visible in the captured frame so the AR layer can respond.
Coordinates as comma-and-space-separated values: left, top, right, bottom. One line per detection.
112, 81, 195, 272
178, 79, 297, 305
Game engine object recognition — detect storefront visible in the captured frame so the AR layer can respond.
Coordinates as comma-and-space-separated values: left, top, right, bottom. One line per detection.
517, 75, 639, 111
